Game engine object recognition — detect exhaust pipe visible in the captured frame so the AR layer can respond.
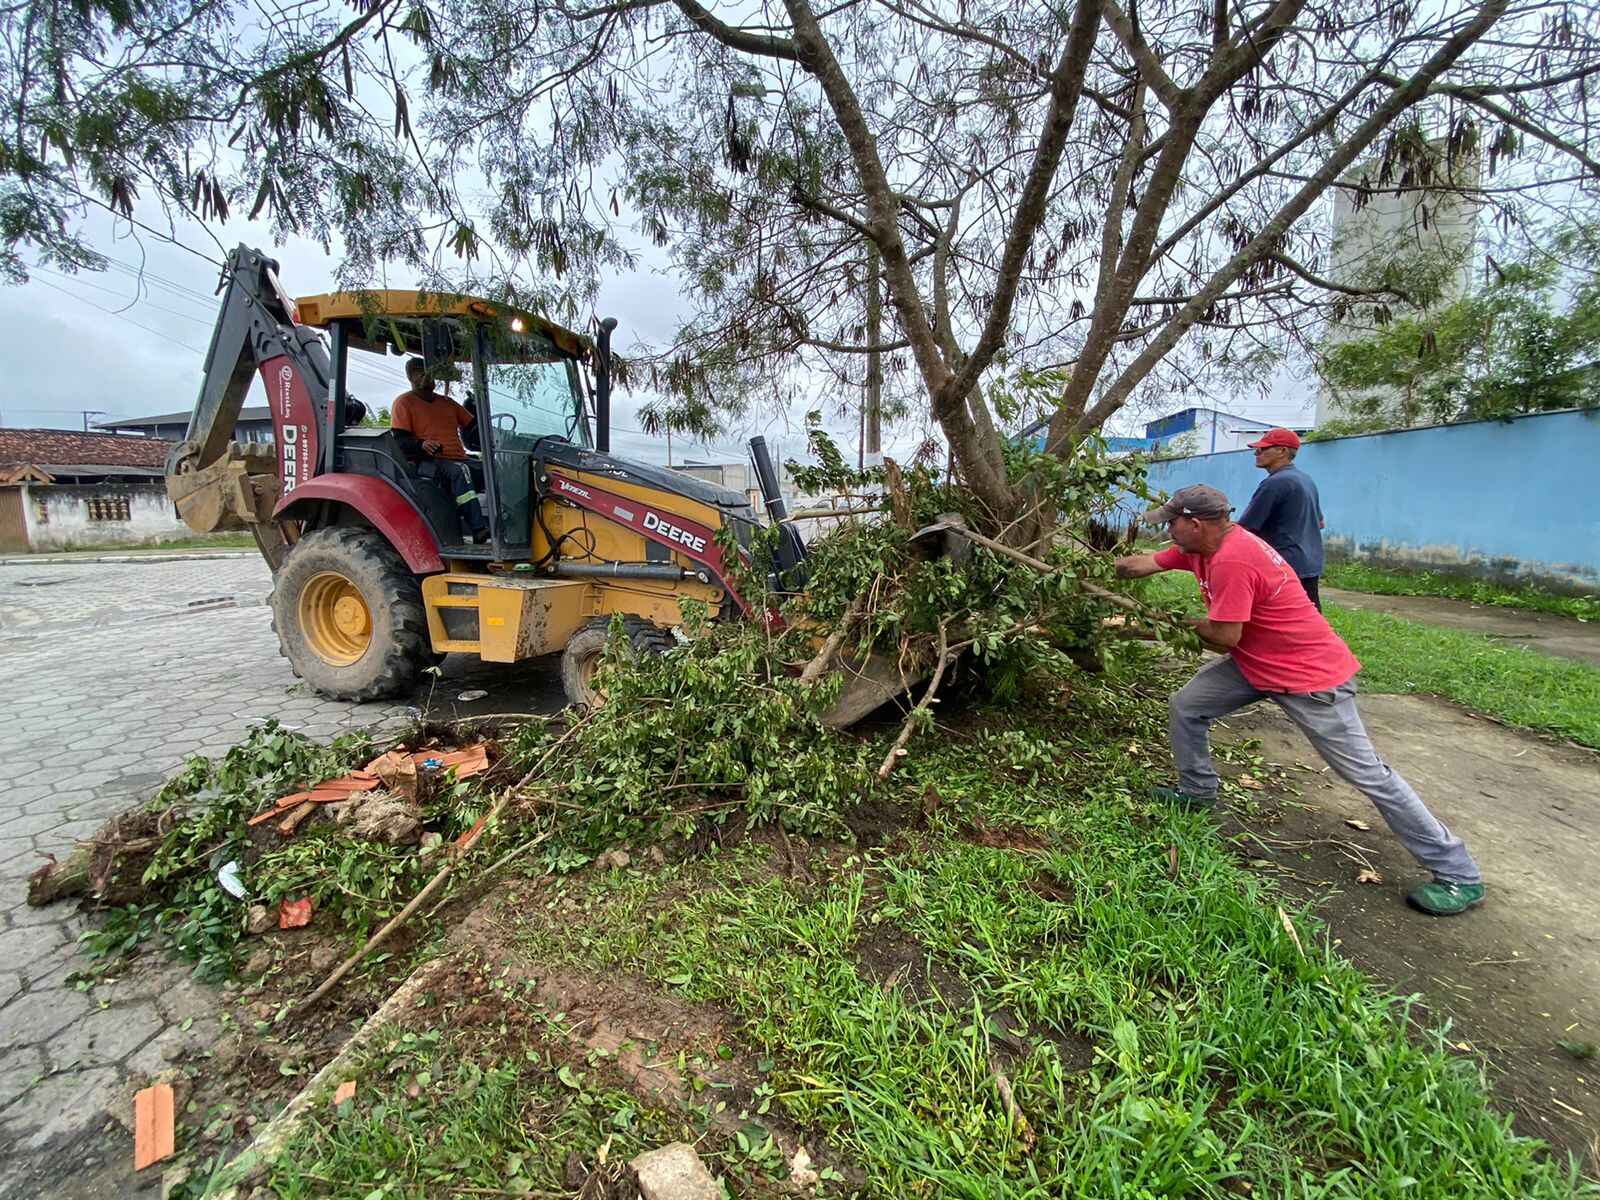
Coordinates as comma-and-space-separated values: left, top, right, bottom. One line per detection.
748, 435, 788, 522
594, 316, 618, 453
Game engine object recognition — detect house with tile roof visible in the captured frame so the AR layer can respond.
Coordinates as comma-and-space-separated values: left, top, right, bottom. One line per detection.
0, 429, 191, 552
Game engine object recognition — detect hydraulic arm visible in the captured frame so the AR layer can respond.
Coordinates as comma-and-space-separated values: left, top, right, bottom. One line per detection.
165, 245, 333, 568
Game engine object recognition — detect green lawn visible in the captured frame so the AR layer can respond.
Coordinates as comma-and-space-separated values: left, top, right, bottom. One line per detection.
1323, 561, 1600, 623
461, 690, 1591, 1199
1136, 571, 1600, 749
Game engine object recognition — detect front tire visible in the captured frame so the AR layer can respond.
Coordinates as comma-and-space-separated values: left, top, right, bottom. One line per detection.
270, 527, 432, 701
559, 616, 674, 710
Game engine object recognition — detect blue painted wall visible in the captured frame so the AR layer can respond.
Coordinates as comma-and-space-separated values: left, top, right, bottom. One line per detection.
1131, 408, 1600, 592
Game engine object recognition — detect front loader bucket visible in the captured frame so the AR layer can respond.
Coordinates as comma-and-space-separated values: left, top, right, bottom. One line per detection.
818, 651, 934, 729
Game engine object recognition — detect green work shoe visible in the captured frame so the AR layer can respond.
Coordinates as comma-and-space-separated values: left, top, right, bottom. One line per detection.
1146, 786, 1217, 812
1406, 879, 1486, 916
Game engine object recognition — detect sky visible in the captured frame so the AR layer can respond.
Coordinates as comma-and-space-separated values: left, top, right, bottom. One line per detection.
0, 201, 1319, 467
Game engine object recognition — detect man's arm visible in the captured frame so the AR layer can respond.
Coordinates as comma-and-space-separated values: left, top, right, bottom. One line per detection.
390, 397, 435, 456
1189, 618, 1243, 650
1114, 553, 1165, 579
1236, 478, 1277, 533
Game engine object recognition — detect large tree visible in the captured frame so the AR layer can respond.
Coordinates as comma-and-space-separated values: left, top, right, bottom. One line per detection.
5, 0, 1598, 530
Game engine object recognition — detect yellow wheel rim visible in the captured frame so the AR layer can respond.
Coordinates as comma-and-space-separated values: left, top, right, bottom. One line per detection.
577, 649, 606, 706
299, 571, 372, 667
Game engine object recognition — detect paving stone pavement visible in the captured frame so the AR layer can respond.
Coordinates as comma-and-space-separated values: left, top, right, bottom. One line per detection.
0, 556, 566, 1198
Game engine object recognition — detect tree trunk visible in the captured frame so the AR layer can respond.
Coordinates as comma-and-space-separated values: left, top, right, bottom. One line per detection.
27, 845, 92, 907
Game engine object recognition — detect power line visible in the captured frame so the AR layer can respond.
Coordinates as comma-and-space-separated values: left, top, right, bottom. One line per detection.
99, 256, 222, 309
27, 275, 209, 357
30, 264, 218, 329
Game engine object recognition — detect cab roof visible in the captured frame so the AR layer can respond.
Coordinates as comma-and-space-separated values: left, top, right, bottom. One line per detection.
293, 290, 589, 360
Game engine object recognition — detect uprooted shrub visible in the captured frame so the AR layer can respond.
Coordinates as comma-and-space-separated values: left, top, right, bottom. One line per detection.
492, 434, 1195, 849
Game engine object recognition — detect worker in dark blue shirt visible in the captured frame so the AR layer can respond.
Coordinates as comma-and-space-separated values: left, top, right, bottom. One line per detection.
1238, 428, 1325, 608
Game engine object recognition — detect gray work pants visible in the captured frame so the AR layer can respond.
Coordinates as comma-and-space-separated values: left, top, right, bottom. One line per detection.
1169, 656, 1482, 884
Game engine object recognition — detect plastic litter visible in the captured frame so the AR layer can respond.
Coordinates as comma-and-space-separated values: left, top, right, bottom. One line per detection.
216, 861, 245, 899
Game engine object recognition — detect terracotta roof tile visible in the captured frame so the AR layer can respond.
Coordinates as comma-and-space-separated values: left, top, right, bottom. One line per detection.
0, 428, 176, 470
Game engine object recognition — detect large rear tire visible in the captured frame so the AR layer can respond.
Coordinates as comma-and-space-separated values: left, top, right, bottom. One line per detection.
270, 527, 432, 701
559, 616, 674, 710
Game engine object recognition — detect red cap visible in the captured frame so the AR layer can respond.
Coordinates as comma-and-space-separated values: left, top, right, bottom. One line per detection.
1248, 427, 1301, 451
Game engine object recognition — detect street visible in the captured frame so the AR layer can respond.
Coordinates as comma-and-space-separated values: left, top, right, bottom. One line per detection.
0, 553, 566, 1198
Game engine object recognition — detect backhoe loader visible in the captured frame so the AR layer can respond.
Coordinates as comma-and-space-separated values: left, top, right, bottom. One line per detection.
163, 246, 860, 714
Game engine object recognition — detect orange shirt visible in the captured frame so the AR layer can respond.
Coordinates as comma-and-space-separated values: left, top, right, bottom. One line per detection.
392, 390, 473, 460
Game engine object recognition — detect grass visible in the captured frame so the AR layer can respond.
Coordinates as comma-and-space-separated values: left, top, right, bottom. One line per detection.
251, 1022, 794, 1199
1136, 570, 1600, 749
1323, 561, 1600, 623
1326, 607, 1600, 749
193, 608, 1595, 1196
474, 686, 1593, 1199
21, 533, 255, 555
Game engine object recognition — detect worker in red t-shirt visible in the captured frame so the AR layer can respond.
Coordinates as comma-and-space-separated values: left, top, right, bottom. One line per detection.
1115, 484, 1484, 917
393, 359, 489, 543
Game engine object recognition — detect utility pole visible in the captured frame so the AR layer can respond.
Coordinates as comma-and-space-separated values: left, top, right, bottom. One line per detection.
864, 242, 883, 463
81, 409, 109, 432
666, 426, 673, 466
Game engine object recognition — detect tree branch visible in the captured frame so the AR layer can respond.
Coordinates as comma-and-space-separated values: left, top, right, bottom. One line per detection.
942, 0, 1103, 407
1102, 0, 1179, 108
1073, 0, 1512, 434
671, 0, 800, 60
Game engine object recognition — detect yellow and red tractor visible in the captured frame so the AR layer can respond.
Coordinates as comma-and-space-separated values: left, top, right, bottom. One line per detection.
165, 246, 811, 709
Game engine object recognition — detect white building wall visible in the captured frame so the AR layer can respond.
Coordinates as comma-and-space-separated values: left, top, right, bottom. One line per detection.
1317, 140, 1481, 424
21, 484, 192, 550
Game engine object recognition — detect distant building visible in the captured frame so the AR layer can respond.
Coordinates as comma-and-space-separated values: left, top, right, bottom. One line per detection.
0, 429, 192, 552
1020, 408, 1303, 458
672, 460, 762, 511
1143, 407, 1299, 456
0, 429, 172, 484
98, 406, 275, 444
1317, 138, 1482, 424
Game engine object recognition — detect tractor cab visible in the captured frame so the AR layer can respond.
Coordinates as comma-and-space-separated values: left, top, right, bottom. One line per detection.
294, 291, 602, 563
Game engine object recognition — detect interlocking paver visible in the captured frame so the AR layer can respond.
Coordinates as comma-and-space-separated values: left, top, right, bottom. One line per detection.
65, 1006, 161, 1067
0, 924, 71, 973
0, 1046, 45, 1108
0, 554, 565, 1198
0, 987, 93, 1049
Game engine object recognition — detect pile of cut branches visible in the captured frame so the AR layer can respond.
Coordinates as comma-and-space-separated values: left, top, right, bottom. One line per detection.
493, 434, 1197, 844
25, 436, 1193, 989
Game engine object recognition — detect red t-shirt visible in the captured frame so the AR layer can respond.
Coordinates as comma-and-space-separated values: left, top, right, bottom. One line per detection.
1154, 526, 1360, 693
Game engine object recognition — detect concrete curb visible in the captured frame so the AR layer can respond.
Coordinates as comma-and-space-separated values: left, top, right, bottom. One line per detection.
0, 551, 257, 566
211, 953, 456, 1200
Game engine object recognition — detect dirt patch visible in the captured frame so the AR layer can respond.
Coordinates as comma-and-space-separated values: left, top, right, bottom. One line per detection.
842, 795, 909, 846
1222, 693, 1600, 1168
854, 923, 976, 1011
961, 820, 1050, 852
1025, 873, 1074, 904
851, 924, 1094, 1075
